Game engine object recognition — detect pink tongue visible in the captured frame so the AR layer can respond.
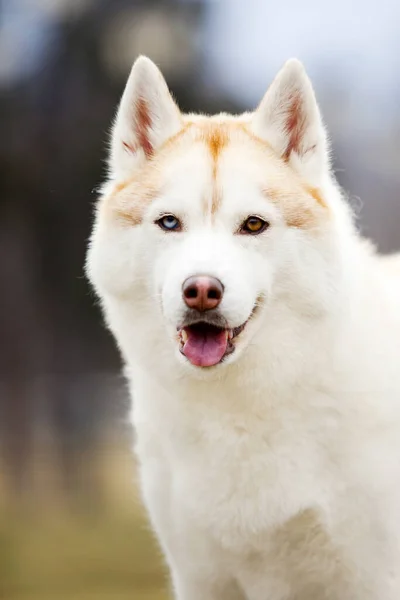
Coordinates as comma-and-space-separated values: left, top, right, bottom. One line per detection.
183, 326, 228, 367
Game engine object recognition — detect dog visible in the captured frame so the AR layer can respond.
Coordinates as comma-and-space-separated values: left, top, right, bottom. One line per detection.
86, 56, 400, 599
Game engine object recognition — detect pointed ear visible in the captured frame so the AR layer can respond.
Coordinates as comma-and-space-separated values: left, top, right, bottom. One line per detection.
109, 56, 183, 180
251, 59, 330, 183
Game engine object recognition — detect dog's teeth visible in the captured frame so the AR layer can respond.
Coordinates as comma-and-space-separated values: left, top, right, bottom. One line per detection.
228, 330, 233, 340
181, 329, 188, 344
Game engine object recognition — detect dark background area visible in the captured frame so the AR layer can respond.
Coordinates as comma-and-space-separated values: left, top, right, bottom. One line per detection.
0, 1, 399, 598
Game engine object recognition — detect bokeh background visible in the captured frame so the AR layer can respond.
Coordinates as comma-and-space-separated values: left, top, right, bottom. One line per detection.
1, 0, 400, 598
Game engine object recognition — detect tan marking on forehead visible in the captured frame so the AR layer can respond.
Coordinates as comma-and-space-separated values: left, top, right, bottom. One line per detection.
181, 120, 277, 218
305, 186, 327, 209
207, 127, 228, 162
208, 128, 228, 214
211, 183, 223, 217
105, 116, 328, 232
264, 185, 328, 229
191, 123, 235, 216
111, 179, 131, 195
105, 168, 161, 226
169, 117, 327, 229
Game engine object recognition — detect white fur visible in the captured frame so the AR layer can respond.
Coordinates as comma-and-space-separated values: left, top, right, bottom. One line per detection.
87, 57, 400, 599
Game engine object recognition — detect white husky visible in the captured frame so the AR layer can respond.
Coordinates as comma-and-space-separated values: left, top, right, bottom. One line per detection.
86, 56, 400, 599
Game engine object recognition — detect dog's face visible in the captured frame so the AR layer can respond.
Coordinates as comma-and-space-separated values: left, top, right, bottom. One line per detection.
88, 57, 345, 372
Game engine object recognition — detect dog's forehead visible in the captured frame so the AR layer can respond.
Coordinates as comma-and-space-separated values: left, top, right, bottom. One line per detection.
161, 120, 283, 205
159, 135, 212, 194
175, 119, 276, 173
106, 119, 327, 228
161, 120, 316, 221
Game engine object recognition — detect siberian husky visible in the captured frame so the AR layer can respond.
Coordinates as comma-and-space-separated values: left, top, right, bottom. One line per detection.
86, 56, 400, 599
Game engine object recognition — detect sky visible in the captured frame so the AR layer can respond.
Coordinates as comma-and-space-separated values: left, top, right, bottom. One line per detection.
203, 0, 400, 126
2, 0, 400, 130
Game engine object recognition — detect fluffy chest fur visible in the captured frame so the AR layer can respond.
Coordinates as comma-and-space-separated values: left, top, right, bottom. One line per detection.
130, 342, 400, 598
134, 381, 332, 546
129, 324, 400, 597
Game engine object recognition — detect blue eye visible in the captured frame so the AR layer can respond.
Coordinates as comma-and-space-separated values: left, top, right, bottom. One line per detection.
157, 214, 181, 231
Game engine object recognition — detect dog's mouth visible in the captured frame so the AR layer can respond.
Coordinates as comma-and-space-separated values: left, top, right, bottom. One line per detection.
177, 320, 248, 368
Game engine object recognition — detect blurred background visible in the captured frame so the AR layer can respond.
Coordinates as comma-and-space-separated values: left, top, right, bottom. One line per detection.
1, 0, 400, 598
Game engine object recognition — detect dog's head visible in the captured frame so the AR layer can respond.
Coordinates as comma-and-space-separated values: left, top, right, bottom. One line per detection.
87, 57, 352, 373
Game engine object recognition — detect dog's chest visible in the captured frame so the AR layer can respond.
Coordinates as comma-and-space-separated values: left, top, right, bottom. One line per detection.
135, 391, 327, 551
181, 433, 319, 543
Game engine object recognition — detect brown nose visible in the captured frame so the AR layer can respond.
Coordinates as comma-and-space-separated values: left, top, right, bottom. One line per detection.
182, 276, 224, 312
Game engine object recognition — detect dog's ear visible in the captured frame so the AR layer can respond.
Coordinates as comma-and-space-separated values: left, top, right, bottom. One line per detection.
251, 59, 330, 183
109, 56, 183, 180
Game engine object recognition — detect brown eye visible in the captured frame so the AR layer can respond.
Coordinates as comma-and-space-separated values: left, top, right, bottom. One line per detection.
240, 216, 269, 235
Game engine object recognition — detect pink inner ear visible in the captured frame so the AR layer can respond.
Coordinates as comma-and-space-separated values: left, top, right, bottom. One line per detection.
283, 91, 307, 161
135, 97, 153, 158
